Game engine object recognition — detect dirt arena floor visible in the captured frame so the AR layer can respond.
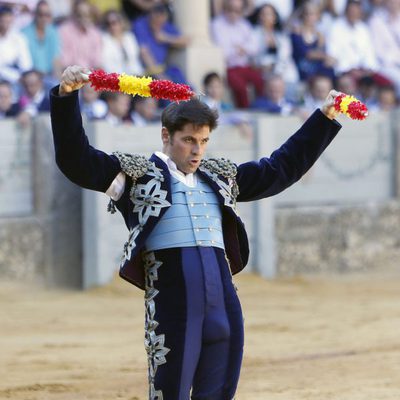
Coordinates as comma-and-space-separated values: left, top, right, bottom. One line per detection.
1, 272, 400, 400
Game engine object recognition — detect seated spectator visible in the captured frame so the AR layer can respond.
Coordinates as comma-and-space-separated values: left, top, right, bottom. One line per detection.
253, 3, 298, 86
22, 1, 61, 81
377, 85, 398, 111
133, 4, 189, 84
357, 75, 378, 110
58, 0, 102, 70
80, 84, 108, 120
326, 0, 385, 83
336, 72, 358, 95
18, 69, 50, 116
102, 9, 143, 76
103, 92, 132, 125
290, 1, 335, 82
250, 73, 293, 115
130, 96, 159, 126
0, 80, 21, 118
369, 0, 400, 96
202, 71, 253, 139
296, 74, 333, 118
0, 5, 32, 84
2, 0, 38, 29
211, 0, 264, 108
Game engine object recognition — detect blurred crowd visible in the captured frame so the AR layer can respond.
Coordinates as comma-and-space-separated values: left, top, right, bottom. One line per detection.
0, 0, 399, 129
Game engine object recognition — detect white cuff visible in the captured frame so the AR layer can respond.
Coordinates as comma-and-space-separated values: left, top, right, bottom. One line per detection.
106, 172, 126, 201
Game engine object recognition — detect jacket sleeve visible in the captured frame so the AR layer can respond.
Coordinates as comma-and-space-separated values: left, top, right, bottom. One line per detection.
50, 86, 121, 192
236, 109, 341, 202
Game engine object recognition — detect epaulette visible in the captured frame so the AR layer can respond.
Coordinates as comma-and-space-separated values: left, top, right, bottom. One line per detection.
200, 157, 237, 179
113, 151, 152, 182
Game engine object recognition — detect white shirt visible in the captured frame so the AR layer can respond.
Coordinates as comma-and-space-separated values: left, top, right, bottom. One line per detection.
106, 151, 197, 201
326, 18, 378, 74
0, 30, 32, 83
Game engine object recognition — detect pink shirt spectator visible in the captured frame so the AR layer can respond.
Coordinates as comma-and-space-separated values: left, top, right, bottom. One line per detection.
211, 14, 258, 68
59, 19, 102, 69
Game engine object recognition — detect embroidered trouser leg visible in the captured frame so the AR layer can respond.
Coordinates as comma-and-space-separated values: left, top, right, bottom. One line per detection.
143, 247, 244, 400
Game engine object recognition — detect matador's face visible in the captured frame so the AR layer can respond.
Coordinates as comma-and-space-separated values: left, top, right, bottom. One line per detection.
162, 123, 211, 174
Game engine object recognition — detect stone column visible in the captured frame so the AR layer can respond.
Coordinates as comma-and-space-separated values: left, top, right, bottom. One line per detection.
172, 1, 225, 93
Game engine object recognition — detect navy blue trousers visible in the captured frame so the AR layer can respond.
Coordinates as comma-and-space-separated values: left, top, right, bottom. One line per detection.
142, 247, 244, 400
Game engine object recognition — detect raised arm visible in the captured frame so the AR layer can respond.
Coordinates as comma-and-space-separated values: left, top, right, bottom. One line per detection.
50, 65, 121, 192
236, 90, 342, 202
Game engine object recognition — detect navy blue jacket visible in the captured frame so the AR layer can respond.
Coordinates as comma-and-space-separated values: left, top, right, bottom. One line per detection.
50, 86, 341, 289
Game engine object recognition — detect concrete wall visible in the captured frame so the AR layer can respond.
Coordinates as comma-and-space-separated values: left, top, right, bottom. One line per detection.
276, 201, 400, 276
0, 116, 82, 287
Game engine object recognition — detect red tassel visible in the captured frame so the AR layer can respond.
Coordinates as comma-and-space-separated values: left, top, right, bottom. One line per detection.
347, 101, 368, 120
89, 69, 120, 92
149, 80, 194, 102
334, 94, 346, 113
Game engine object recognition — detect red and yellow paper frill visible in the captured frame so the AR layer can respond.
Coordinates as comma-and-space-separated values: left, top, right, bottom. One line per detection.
334, 93, 368, 120
88, 69, 194, 102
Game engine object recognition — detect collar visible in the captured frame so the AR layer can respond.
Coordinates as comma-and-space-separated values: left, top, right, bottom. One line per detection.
155, 151, 197, 188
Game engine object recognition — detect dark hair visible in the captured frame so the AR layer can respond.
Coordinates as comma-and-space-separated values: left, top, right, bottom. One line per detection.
0, 5, 13, 16
21, 69, 44, 80
255, 3, 282, 31
203, 72, 222, 88
161, 98, 218, 135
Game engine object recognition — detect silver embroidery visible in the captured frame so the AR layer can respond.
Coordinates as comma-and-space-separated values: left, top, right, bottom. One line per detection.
199, 158, 239, 213
119, 162, 171, 266
113, 151, 152, 183
143, 251, 170, 400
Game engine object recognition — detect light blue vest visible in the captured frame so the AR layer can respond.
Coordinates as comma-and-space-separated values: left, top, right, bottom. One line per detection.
145, 176, 225, 251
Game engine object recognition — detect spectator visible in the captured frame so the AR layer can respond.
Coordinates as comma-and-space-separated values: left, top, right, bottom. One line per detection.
357, 75, 378, 110
377, 85, 398, 111
250, 73, 294, 115
133, 4, 189, 83
2, 0, 39, 29
58, 0, 102, 70
336, 71, 358, 95
18, 69, 50, 116
212, 0, 254, 18
326, 0, 378, 79
0, 5, 32, 84
211, 0, 264, 108
22, 1, 61, 80
202, 71, 253, 138
0, 80, 21, 118
296, 74, 333, 118
103, 91, 132, 125
369, 0, 400, 96
80, 83, 108, 120
253, 3, 298, 89
102, 9, 143, 75
130, 96, 159, 126
290, 1, 335, 82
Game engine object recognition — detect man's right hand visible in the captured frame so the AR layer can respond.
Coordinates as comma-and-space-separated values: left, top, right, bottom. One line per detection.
59, 65, 91, 96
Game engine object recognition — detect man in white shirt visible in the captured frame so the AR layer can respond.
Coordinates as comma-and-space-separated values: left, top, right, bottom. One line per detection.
0, 5, 32, 84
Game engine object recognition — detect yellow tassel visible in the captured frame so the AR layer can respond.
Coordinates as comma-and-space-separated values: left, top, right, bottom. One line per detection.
340, 95, 356, 115
118, 74, 153, 97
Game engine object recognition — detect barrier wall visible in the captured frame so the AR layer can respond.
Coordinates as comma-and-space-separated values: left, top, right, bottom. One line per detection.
0, 110, 399, 287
